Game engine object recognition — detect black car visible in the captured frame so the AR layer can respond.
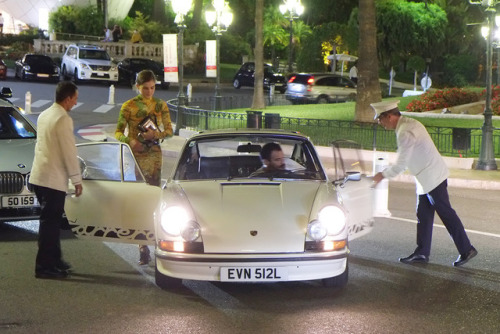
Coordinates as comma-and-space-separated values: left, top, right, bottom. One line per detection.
233, 62, 287, 93
0, 87, 40, 223
14, 54, 59, 82
117, 58, 169, 89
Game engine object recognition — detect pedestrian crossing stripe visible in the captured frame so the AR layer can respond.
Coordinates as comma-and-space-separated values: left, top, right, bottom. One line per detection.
30, 99, 51, 108
93, 104, 115, 113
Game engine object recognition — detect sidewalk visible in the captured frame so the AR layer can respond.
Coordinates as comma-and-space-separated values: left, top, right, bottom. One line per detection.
78, 124, 500, 190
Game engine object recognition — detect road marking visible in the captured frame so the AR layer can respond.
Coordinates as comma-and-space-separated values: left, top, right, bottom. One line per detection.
9, 98, 20, 102
386, 216, 500, 238
73, 102, 83, 109
31, 99, 51, 108
93, 104, 114, 113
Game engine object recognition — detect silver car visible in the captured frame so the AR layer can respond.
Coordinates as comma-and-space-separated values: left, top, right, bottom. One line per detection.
0, 88, 39, 222
285, 73, 357, 104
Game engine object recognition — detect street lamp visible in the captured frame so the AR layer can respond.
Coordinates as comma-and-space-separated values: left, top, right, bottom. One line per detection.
470, 0, 498, 170
205, 0, 233, 111
279, 0, 304, 73
171, 0, 193, 135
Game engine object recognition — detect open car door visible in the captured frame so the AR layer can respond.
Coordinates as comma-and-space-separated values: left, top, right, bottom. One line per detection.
65, 142, 161, 245
331, 140, 374, 241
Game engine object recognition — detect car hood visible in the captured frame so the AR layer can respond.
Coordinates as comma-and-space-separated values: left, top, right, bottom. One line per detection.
168, 180, 325, 253
0, 139, 36, 173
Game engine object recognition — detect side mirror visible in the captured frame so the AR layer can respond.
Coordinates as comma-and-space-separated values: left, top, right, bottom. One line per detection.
337, 171, 361, 188
0, 87, 12, 98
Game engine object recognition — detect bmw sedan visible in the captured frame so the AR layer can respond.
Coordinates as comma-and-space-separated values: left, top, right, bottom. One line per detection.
233, 62, 287, 93
0, 87, 40, 222
15, 54, 60, 82
117, 58, 169, 89
65, 130, 374, 289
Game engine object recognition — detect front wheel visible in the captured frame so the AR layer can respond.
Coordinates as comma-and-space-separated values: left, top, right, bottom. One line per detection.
155, 264, 182, 290
233, 79, 241, 89
73, 68, 79, 84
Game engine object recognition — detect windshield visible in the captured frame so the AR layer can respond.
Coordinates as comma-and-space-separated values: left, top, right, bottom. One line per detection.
0, 108, 36, 139
79, 49, 110, 61
174, 134, 326, 181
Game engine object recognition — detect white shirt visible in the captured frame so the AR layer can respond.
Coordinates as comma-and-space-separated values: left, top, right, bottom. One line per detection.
382, 116, 449, 194
30, 103, 82, 192
349, 66, 358, 79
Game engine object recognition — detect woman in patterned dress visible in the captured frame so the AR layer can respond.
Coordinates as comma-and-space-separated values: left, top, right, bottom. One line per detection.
115, 70, 173, 265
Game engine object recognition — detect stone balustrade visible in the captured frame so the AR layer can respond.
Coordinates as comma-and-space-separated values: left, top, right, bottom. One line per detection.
33, 39, 199, 63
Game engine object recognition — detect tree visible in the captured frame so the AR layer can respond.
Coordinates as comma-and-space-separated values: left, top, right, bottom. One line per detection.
355, 0, 382, 123
251, 0, 265, 110
263, 6, 288, 63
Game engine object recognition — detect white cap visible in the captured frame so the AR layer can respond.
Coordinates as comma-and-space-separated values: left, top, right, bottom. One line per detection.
370, 100, 400, 120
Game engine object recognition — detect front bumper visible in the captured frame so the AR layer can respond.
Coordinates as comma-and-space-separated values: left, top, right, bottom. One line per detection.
156, 251, 348, 282
79, 69, 119, 82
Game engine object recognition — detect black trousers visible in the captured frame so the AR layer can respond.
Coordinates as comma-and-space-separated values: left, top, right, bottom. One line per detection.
415, 180, 472, 257
34, 185, 66, 270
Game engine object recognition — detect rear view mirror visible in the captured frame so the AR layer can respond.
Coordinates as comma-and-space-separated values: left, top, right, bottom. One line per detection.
237, 143, 262, 153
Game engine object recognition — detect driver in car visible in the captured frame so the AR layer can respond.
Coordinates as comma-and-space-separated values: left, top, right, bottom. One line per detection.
250, 142, 287, 177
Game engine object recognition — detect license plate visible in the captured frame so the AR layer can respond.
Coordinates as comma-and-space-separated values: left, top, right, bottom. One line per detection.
97, 73, 105, 76
220, 267, 288, 282
37, 74, 49, 78
1, 195, 39, 208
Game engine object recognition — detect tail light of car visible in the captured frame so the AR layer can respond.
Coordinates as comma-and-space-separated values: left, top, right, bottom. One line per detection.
288, 75, 296, 83
306, 77, 314, 92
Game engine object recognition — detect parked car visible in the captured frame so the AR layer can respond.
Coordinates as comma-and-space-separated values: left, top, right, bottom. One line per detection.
0, 59, 7, 80
65, 130, 374, 289
0, 87, 40, 223
14, 54, 60, 82
117, 58, 169, 89
60, 44, 118, 83
285, 73, 357, 104
233, 62, 287, 93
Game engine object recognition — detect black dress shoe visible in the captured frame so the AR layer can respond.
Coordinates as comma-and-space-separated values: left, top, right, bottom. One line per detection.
35, 267, 69, 279
453, 246, 478, 267
399, 253, 429, 264
56, 260, 72, 271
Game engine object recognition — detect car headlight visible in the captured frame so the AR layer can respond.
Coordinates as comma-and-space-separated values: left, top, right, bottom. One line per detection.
80, 64, 91, 70
110, 65, 117, 71
160, 206, 200, 242
54, 67, 59, 73
24, 65, 31, 71
307, 205, 346, 241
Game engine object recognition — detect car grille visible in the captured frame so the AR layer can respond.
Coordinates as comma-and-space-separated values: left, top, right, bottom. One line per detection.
90, 65, 111, 71
0, 172, 27, 194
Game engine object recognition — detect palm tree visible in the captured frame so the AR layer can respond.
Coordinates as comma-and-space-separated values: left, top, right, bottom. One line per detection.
251, 0, 265, 110
263, 7, 288, 64
355, 0, 381, 123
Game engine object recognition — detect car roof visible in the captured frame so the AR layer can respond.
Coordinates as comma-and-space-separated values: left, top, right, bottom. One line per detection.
71, 44, 105, 50
189, 128, 310, 141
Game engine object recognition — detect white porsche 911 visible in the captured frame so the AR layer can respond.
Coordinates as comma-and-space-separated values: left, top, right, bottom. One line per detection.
65, 129, 374, 289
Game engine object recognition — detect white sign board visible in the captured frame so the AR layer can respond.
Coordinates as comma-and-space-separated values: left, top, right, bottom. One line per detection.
206, 40, 217, 78
163, 34, 178, 83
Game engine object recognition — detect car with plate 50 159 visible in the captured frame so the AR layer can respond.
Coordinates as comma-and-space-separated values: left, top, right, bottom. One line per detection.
0, 87, 40, 223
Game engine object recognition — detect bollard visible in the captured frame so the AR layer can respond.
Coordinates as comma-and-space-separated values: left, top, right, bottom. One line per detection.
107, 85, 115, 105
186, 83, 192, 104
372, 153, 391, 217
269, 84, 275, 105
25, 91, 31, 114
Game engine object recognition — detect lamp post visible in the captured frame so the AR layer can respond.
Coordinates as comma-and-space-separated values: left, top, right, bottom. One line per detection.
470, 0, 498, 170
205, 0, 233, 111
280, 0, 304, 73
171, 0, 192, 135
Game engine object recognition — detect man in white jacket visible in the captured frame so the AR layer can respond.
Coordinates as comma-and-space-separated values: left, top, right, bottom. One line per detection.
372, 100, 477, 267
30, 81, 83, 279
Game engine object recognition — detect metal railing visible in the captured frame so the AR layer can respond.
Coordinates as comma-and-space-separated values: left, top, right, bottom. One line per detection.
167, 98, 500, 158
